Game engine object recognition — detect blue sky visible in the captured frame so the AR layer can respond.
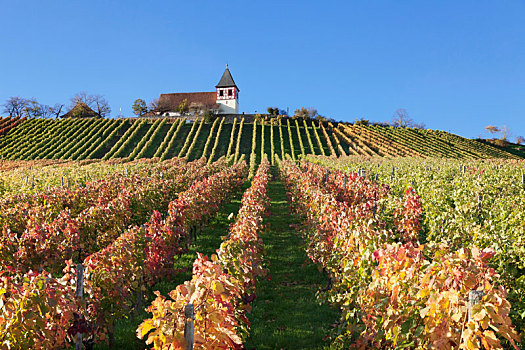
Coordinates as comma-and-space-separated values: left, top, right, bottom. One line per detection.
1, 0, 524, 139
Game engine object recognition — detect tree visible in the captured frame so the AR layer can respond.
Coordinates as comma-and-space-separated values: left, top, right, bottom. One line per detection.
2, 97, 27, 117
354, 117, 369, 126
202, 109, 216, 123
485, 125, 500, 138
69, 92, 111, 117
516, 136, 525, 145
294, 107, 318, 119
39, 104, 54, 119
70, 91, 95, 108
149, 98, 171, 114
267, 107, 279, 116
391, 108, 413, 127
22, 98, 44, 118
132, 99, 148, 116
90, 95, 111, 117
500, 125, 512, 141
149, 98, 159, 112
177, 98, 189, 115
50, 104, 64, 119
390, 108, 425, 129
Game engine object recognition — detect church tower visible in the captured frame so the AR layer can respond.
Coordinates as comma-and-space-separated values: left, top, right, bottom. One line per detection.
216, 65, 239, 114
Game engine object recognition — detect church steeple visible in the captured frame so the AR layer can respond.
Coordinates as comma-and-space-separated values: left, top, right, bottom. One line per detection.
216, 65, 239, 114
215, 65, 239, 91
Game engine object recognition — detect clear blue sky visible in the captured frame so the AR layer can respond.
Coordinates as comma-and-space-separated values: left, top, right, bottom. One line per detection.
1, 0, 524, 139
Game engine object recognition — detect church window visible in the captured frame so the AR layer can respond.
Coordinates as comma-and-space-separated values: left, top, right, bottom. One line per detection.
219, 90, 224, 97
228, 89, 233, 96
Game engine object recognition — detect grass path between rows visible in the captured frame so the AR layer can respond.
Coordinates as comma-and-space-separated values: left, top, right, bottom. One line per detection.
245, 177, 339, 349
93, 183, 248, 350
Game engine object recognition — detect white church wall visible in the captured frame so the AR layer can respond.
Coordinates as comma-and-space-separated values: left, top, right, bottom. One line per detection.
217, 99, 238, 114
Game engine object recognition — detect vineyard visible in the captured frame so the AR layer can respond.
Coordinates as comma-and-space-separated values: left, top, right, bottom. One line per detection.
0, 117, 522, 163
0, 116, 524, 349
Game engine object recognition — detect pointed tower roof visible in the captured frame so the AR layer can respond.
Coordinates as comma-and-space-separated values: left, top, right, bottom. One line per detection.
215, 65, 239, 91
61, 102, 100, 118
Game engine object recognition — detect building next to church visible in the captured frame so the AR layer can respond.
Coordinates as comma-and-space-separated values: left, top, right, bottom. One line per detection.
154, 65, 239, 117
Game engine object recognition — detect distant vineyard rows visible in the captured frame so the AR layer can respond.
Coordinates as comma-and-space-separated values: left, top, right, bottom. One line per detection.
0, 117, 520, 161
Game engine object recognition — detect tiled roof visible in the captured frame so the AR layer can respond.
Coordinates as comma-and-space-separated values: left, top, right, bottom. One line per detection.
215, 67, 238, 90
61, 102, 100, 118
158, 92, 219, 111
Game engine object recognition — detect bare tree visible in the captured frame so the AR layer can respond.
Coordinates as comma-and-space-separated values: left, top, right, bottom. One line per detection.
70, 92, 95, 108
150, 97, 171, 114
149, 98, 160, 112
391, 108, 414, 127
22, 98, 44, 118
2, 97, 28, 117
39, 104, 54, 119
390, 109, 426, 128
516, 136, 525, 145
307, 107, 318, 118
50, 103, 64, 119
500, 125, 512, 141
91, 95, 111, 117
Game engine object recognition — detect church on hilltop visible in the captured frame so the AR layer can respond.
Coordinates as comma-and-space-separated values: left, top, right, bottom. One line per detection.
154, 65, 240, 117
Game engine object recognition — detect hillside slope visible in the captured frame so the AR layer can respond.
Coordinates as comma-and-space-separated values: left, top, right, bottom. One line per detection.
0, 117, 520, 161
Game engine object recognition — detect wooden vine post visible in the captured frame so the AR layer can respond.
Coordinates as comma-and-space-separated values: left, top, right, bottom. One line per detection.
75, 263, 84, 350
478, 194, 483, 213
184, 303, 195, 350
468, 290, 484, 321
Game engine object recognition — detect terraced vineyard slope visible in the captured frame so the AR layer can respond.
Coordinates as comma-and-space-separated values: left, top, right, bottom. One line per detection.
0, 117, 521, 161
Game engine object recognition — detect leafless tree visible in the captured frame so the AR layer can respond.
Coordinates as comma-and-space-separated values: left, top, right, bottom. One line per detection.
50, 103, 64, 119
2, 96, 28, 117
500, 125, 512, 141
391, 108, 413, 127
149, 98, 160, 112
390, 109, 425, 129
91, 95, 111, 117
22, 98, 44, 118
70, 92, 95, 108
150, 98, 171, 114
39, 104, 54, 119
516, 136, 525, 145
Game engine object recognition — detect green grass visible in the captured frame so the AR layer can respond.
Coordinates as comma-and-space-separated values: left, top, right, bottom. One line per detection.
93, 177, 339, 349
245, 177, 339, 350
93, 183, 248, 350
